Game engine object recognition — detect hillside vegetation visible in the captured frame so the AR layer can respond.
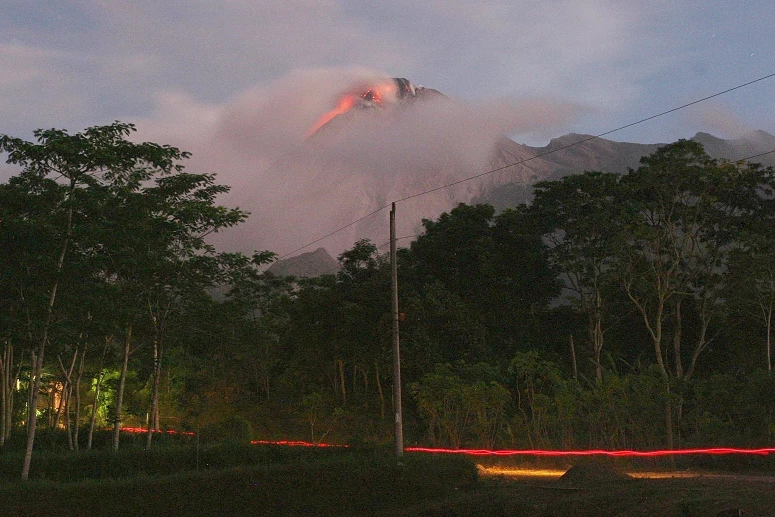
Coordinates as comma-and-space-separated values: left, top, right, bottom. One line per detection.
1, 124, 774, 481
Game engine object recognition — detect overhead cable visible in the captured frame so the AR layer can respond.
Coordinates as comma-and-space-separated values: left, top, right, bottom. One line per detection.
279, 72, 775, 258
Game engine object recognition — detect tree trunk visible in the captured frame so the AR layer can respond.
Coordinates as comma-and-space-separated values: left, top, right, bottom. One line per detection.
0, 341, 21, 446
375, 362, 384, 419
64, 381, 73, 450
27, 351, 36, 435
88, 337, 110, 450
73, 346, 85, 451
673, 298, 683, 378
112, 325, 132, 451
766, 304, 773, 372
23, 345, 47, 479
664, 383, 674, 450
50, 382, 60, 430
337, 359, 346, 406
264, 337, 271, 403
569, 334, 578, 382
56, 351, 77, 450
0, 343, 6, 446
592, 294, 604, 384
21, 180, 75, 480
146, 336, 162, 449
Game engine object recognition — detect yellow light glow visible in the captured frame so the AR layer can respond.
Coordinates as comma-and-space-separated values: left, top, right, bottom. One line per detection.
477, 465, 566, 478
477, 465, 775, 482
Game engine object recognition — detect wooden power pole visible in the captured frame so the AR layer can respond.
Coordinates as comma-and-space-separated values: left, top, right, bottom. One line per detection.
390, 202, 404, 457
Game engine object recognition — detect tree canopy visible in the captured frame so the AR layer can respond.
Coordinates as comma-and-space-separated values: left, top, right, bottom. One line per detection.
2, 128, 775, 468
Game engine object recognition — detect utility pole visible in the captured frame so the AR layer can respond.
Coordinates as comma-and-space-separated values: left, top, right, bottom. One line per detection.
390, 202, 404, 457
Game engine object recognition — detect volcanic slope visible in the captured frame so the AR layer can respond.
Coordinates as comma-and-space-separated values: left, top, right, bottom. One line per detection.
216, 76, 775, 258
480, 130, 775, 209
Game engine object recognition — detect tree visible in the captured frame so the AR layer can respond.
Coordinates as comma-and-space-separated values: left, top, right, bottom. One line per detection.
402, 203, 558, 362
412, 362, 509, 449
0, 122, 243, 476
128, 175, 246, 449
727, 207, 775, 372
532, 172, 624, 383
615, 140, 775, 447
278, 240, 392, 423
508, 351, 566, 448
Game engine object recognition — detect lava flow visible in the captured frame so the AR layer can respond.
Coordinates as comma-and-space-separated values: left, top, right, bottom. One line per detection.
306, 94, 359, 136
306, 78, 418, 137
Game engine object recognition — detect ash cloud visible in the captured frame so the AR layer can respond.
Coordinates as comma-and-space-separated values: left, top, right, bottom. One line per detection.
133, 68, 579, 257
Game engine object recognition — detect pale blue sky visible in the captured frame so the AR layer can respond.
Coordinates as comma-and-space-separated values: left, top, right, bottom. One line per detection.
1, 1, 773, 145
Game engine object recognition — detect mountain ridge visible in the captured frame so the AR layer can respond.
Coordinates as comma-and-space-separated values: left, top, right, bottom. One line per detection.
270, 129, 775, 277
478, 130, 775, 210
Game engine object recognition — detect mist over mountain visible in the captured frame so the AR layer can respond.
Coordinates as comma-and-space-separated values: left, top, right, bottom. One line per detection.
121, 70, 774, 264
478, 129, 775, 210
199, 72, 579, 259
264, 128, 775, 277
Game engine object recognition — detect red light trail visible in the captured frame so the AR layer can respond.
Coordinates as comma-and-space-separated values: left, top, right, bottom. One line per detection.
250, 440, 348, 448
116, 429, 774, 457
119, 427, 194, 436
405, 447, 775, 457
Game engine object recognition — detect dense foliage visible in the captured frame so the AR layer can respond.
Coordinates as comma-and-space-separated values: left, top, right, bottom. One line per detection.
2, 125, 774, 478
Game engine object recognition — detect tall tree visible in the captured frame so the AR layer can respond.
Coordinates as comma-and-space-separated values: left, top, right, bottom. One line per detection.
532, 172, 624, 383
0, 122, 228, 477
122, 172, 246, 449
727, 206, 775, 371
615, 140, 775, 446
402, 203, 558, 363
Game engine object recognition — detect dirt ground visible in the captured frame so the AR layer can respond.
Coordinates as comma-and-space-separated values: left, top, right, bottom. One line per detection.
387, 464, 775, 516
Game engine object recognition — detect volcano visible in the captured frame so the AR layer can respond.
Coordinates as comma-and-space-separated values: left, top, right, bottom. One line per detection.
307, 77, 443, 136
215, 74, 775, 263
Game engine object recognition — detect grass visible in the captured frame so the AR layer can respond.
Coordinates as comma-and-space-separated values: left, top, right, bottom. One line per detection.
1, 438, 774, 516
0, 444, 478, 516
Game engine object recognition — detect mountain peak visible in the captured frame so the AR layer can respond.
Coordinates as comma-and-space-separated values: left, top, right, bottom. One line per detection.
744, 129, 775, 145
267, 247, 338, 278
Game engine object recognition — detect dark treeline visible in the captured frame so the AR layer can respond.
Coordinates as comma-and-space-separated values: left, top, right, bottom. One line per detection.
2, 124, 775, 478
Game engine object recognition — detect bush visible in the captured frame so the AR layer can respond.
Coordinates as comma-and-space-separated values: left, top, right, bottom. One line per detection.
200, 415, 253, 444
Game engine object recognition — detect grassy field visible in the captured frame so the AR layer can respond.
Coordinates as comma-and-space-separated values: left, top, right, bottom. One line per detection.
0, 444, 477, 516
0, 443, 774, 516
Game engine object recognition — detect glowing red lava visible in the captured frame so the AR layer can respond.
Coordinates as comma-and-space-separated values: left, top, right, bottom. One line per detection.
306, 78, 412, 137
307, 94, 359, 136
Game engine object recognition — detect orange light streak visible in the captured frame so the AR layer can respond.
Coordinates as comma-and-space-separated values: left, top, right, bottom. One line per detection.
478, 466, 775, 481
478, 465, 566, 478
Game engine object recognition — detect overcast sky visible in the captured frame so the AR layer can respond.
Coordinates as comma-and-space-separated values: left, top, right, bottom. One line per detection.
2, 1, 774, 144
2, 1, 775, 255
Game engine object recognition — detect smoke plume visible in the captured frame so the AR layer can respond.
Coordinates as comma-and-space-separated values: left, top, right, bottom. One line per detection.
133, 68, 579, 257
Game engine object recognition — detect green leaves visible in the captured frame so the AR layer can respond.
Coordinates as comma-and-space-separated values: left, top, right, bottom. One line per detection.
0, 122, 191, 188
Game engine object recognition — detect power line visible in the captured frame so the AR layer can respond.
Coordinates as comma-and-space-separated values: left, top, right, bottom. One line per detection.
741, 148, 775, 161
377, 235, 422, 251
395, 72, 775, 204
278, 205, 390, 260
277, 72, 775, 259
